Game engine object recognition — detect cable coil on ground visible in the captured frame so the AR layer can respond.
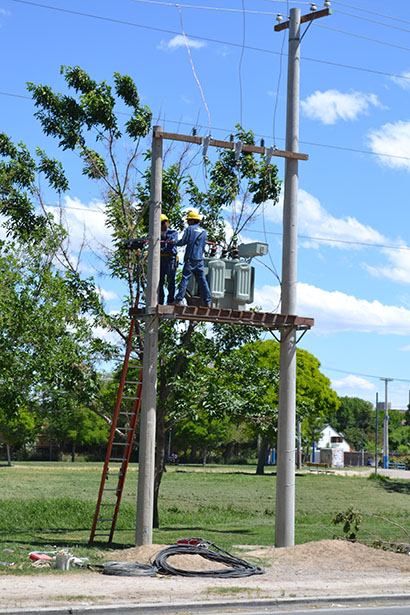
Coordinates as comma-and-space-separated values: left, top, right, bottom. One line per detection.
101, 537, 264, 578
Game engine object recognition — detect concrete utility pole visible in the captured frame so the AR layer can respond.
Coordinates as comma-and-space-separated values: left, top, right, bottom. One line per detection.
135, 126, 163, 545
375, 391, 378, 476
274, 6, 331, 548
380, 377, 393, 470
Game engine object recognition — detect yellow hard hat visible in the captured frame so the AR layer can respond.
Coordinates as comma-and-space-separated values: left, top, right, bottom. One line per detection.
186, 210, 200, 221
161, 214, 169, 222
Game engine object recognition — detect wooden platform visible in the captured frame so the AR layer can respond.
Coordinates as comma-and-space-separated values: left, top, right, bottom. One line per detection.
129, 305, 314, 330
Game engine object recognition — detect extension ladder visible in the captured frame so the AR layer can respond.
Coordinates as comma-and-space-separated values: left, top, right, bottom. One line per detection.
89, 318, 143, 543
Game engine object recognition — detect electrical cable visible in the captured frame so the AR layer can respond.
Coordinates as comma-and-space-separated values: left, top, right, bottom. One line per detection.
323, 365, 410, 385
177, 4, 212, 134
7, 1, 410, 87
100, 538, 264, 578
331, 0, 410, 26
132, 0, 280, 16
333, 8, 410, 34
238, 0, 246, 128
245, 229, 410, 253
316, 22, 410, 53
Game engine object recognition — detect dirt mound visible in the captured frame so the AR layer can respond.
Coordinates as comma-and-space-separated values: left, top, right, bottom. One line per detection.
105, 540, 410, 574
245, 539, 410, 572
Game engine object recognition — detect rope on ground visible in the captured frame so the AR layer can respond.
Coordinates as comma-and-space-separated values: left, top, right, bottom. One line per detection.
100, 537, 264, 578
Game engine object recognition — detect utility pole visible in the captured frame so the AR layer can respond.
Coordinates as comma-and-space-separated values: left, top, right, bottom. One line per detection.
375, 391, 378, 476
135, 126, 162, 545
380, 377, 393, 470
274, 6, 331, 548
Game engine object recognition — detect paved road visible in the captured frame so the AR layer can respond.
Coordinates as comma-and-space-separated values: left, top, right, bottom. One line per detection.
3, 600, 410, 615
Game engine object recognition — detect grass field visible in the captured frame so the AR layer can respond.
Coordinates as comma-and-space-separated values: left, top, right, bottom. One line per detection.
0, 462, 409, 573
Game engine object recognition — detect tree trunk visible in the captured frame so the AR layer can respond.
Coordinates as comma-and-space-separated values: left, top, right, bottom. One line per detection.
202, 446, 208, 467
223, 442, 234, 464
6, 443, 11, 467
71, 443, 76, 463
153, 406, 166, 529
256, 437, 270, 475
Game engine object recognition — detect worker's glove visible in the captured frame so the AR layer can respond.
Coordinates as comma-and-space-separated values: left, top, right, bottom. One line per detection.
123, 239, 144, 250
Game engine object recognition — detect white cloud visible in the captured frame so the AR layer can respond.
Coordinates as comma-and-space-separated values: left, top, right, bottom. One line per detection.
391, 70, 410, 90
0, 8, 11, 16
264, 189, 386, 250
46, 196, 112, 254
331, 375, 376, 391
254, 282, 410, 335
301, 89, 383, 125
157, 35, 206, 51
365, 245, 410, 285
367, 120, 410, 171
98, 287, 119, 302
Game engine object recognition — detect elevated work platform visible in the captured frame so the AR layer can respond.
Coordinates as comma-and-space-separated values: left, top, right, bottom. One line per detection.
129, 305, 314, 331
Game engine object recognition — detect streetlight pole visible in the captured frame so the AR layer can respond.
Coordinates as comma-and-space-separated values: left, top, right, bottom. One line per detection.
380, 377, 393, 470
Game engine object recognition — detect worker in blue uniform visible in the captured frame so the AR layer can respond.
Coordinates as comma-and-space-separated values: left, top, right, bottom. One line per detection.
173, 211, 212, 308
159, 214, 178, 304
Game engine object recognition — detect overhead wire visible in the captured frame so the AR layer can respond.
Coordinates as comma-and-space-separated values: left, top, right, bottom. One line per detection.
177, 4, 212, 133
316, 22, 410, 53
132, 0, 280, 15
238, 0, 246, 127
333, 8, 410, 34
7, 1, 410, 86
331, 0, 410, 26
323, 365, 410, 385
4, 88, 410, 168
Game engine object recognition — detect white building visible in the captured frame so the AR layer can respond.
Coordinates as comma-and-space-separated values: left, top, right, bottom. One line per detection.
317, 424, 351, 453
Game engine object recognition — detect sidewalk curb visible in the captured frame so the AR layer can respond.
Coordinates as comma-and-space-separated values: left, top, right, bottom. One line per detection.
1, 594, 410, 615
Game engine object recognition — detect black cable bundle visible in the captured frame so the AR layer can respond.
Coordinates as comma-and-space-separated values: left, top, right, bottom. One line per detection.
101, 537, 264, 578
154, 539, 264, 578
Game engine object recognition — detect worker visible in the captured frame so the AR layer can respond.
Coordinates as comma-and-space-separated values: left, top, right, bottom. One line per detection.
159, 214, 178, 305
173, 211, 212, 308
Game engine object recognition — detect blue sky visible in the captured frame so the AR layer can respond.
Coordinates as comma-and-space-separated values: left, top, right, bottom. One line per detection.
2, 0, 410, 408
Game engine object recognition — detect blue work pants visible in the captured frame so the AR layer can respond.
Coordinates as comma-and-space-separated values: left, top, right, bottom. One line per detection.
175, 259, 211, 305
159, 256, 176, 304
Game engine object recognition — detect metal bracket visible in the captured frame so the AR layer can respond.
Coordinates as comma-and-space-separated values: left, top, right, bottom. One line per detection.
202, 135, 211, 161
234, 141, 243, 164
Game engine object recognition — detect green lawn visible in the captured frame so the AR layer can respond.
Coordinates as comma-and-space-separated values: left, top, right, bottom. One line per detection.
0, 462, 409, 573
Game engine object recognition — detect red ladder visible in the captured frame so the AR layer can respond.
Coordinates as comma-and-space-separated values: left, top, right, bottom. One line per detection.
89, 318, 143, 543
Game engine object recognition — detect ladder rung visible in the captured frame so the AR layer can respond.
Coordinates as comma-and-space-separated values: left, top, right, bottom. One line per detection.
107, 472, 123, 477
98, 517, 114, 522
112, 442, 129, 446
110, 457, 127, 461
123, 396, 139, 400
104, 487, 120, 491
116, 427, 133, 432
93, 532, 111, 536
100, 503, 116, 506
125, 380, 141, 384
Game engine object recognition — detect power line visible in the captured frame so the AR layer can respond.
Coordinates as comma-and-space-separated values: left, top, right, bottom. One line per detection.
331, 0, 410, 27
245, 229, 410, 253
9, 0, 410, 85
3, 88, 410, 165
132, 0, 281, 16
323, 365, 410, 385
316, 22, 410, 53
334, 8, 410, 34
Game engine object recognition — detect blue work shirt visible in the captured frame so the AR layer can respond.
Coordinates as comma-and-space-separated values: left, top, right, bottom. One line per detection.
161, 229, 178, 257
176, 223, 207, 261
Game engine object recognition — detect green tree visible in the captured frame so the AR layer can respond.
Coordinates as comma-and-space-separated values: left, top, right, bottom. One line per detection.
252, 340, 340, 456
328, 396, 374, 450
16, 66, 282, 530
